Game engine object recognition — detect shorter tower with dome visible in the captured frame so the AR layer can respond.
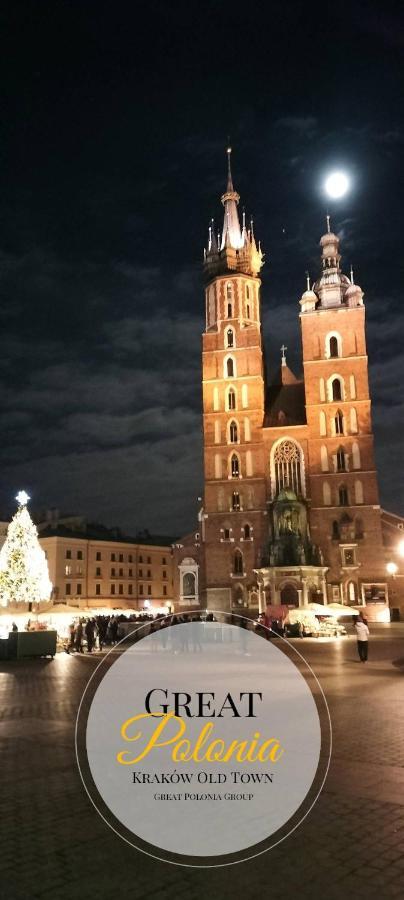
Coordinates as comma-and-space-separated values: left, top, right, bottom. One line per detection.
173, 152, 390, 620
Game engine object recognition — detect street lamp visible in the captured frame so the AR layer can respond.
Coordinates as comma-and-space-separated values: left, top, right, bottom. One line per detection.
386, 562, 398, 577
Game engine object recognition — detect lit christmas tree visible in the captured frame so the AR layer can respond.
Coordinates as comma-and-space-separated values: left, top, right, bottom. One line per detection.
0, 491, 52, 607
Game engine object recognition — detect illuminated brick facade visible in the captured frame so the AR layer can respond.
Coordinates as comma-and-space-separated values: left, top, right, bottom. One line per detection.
174, 151, 395, 621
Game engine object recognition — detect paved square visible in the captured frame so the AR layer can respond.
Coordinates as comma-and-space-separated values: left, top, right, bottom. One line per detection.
0, 624, 403, 899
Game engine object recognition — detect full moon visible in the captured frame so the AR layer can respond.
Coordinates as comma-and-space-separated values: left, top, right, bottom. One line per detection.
324, 171, 349, 199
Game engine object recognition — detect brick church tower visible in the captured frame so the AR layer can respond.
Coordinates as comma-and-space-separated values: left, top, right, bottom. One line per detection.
201, 148, 267, 610
173, 152, 390, 621
300, 218, 386, 607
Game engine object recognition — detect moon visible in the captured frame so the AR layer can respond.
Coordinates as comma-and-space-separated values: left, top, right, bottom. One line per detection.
324, 171, 349, 199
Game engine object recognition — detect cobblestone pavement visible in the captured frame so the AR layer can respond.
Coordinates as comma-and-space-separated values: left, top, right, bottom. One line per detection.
0, 624, 403, 899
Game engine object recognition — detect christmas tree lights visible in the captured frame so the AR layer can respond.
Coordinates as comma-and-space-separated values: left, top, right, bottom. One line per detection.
0, 491, 52, 607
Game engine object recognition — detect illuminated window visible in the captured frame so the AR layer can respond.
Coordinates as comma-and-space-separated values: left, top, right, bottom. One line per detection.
273, 440, 303, 496
231, 454, 240, 478
232, 491, 240, 510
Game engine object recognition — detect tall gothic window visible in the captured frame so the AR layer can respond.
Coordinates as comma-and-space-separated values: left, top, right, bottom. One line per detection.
331, 378, 343, 401
226, 328, 234, 348
336, 447, 346, 471
329, 336, 339, 358
335, 410, 344, 435
232, 491, 240, 510
226, 358, 234, 377
229, 420, 238, 443
231, 454, 240, 478
339, 484, 349, 506
273, 440, 303, 496
233, 550, 243, 575
227, 388, 236, 410
243, 523, 251, 539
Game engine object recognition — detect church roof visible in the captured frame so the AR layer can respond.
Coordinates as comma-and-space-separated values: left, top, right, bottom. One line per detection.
264, 364, 306, 427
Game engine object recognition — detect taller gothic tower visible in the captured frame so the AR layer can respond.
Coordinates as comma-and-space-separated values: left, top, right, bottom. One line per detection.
201, 149, 267, 610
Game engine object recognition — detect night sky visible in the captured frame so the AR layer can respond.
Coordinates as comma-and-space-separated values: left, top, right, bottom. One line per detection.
1, 0, 404, 535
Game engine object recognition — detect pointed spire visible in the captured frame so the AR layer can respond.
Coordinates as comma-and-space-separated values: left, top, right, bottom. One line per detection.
326, 214, 331, 234
306, 271, 311, 291
226, 146, 234, 192
350, 264, 354, 285
280, 344, 287, 367
220, 147, 243, 250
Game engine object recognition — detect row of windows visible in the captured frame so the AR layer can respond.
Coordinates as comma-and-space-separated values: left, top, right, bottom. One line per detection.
320, 442, 361, 472
214, 452, 254, 479
214, 418, 251, 444
319, 408, 358, 436
65, 550, 168, 564
65, 583, 168, 597
323, 480, 364, 506
213, 384, 249, 411
207, 281, 256, 327
221, 524, 252, 540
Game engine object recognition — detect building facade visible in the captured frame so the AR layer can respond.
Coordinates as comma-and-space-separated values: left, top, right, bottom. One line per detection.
174, 150, 399, 621
37, 518, 174, 612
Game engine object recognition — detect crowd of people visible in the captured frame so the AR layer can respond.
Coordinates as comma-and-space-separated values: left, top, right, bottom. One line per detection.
65, 612, 156, 653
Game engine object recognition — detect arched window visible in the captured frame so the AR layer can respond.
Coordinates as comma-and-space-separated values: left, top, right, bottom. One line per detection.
227, 387, 236, 410
226, 283, 233, 318
233, 550, 243, 575
323, 482, 331, 505
331, 377, 343, 401
335, 410, 344, 435
229, 420, 238, 443
243, 523, 251, 539
226, 357, 235, 378
321, 445, 329, 472
352, 441, 361, 469
183, 572, 196, 597
223, 526, 231, 540
336, 447, 346, 472
230, 454, 240, 478
273, 440, 304, 496
332, 520, 340, 540
232, 491, 240, 510
339, 484, 349, 506
320, 410, 327, 436
226, 328, 234, 348
246, 303, 251, 318
246, 284, 250, 300
355, 480, 364, 504
329, 336, 339, 358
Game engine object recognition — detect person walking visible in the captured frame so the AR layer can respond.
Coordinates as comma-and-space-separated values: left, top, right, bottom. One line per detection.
355, 614, 370, 662
85, 618, 95, 653
75, 619, 84, 653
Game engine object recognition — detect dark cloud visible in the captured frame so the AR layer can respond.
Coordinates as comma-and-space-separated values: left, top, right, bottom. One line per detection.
0, 0, 404, 530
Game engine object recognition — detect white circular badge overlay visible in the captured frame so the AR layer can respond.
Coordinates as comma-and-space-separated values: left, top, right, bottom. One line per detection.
77, 618, 331, 866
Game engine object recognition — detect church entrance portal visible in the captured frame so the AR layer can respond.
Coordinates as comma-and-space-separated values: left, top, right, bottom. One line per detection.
280, 583, 299, 607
